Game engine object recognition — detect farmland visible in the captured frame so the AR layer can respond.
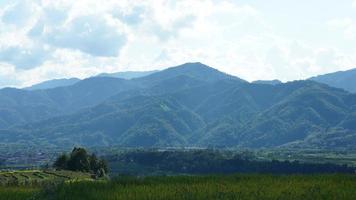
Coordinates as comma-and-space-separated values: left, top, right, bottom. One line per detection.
1, 174, 356, 200
0, 170, 92, 186
0, 170, 92, 200
1, 149, 356, 200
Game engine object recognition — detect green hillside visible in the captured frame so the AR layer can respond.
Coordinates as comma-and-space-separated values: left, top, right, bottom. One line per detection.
1, 63, 356, 149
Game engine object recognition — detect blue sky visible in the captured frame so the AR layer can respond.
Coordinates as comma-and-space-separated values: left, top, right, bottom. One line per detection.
0, 0, 356, 88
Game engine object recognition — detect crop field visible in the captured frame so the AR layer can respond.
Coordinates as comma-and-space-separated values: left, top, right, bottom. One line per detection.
0, 174, 354, 200
0, 170, 92, 186
0, 170, 92, 200
42, 175, 356, 200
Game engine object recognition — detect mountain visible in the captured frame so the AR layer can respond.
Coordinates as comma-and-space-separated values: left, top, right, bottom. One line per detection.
237, 82, 354, 148
252, 80, 282, 85
1, 95, 205, 147
0, 63, 236, 129
97, 70, 159, 79
309, 68, 356, 93
0, 77, 137, 129
1, 62, 356, 150
24, 78, 81, 90
136, 62, 246, 86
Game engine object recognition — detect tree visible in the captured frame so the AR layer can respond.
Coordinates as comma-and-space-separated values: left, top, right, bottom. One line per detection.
89, 153, 109, 177
89, 153, 100, 172
53, 153, 69, 170
52, 147, 109, 177
97, 159, 109, 174
67, 147, 90, 172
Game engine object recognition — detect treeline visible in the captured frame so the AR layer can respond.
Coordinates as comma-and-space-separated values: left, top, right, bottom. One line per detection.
53, 147, 108, 177
107, 150, 356, 175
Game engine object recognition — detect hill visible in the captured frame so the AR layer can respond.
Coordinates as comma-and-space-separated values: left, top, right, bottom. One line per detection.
136, 62, 245, 86
0, 63, 237, 129
1, 62, 356, 149
97, 70, 159, 79
309, 68, 356, 93
252, 80, 282, 85
0, 77, 137, 128
24, 78, 81, 91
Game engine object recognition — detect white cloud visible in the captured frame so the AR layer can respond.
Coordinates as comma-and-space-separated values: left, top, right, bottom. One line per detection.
328, 18, 356, 40
0, 45, 50, 69
39, 15, 127, 57
0, 0, 356, 87
1, 0, 39, 27
0, 64, 19, 87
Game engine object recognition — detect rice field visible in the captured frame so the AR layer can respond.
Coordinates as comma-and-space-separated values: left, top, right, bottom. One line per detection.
0, 170, 92, 186
38, 174, 356, 200
1, 173, 356, 200
0, 170, 92, 200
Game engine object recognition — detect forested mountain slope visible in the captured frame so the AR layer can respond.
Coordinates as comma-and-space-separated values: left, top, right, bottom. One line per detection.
1, 63, 356, 149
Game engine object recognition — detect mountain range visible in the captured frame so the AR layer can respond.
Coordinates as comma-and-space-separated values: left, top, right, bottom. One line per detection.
22, 71, 159, 91
1, 62, 356, 150
309, 68, 356, 93
24, 78, 81, 90
97, 70, 159, 80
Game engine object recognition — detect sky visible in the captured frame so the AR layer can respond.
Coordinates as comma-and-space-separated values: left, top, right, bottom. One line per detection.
0, 0, 356, 88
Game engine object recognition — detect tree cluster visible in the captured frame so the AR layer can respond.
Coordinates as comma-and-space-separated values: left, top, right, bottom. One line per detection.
111, 150, 356, 175
53, 147, 108, 177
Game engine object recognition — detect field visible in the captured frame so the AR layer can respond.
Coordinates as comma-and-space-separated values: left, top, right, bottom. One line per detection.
0, 170, 92, 200
0, 170, 92, 186
1, 174, 356, 200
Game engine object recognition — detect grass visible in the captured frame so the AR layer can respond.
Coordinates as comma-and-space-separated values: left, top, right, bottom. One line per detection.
0, 186, 38, 200
37, 174, 356, 200
1, 173, 356, 199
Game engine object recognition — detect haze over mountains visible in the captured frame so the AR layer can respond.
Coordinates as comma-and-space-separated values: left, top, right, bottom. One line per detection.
1, 62, 356, 150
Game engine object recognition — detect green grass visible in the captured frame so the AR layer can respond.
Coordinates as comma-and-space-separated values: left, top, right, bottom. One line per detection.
37, 174, 356, 200
1, 173, 356, 200
0, 186, 39, 200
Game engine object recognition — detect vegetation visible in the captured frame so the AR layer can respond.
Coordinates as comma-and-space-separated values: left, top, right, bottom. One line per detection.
0, 170, 92, 186
1, 174, 356, 200
107, 150, 356, 175
0, 186, 38, 200
310, 68, 356, 93
53, 147, 108, 178
1, 63, 356, 150
0, 174, 356, 200
0, 170, 92, 200
1, 149, 355, 200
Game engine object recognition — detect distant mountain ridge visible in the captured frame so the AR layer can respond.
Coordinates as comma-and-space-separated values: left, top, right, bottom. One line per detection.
97, 70, 159, 79
1, 62, 356, 150
309, 68, 356, 93
252, 80, 282, 85
24, 78, 81, 90
23, 70, 159, 91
